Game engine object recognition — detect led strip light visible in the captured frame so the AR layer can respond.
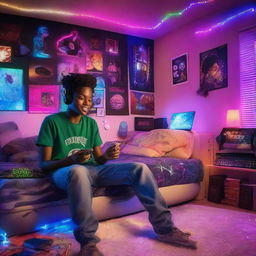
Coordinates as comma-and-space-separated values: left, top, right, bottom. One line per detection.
0, 1, 212, 30
195, 8, 256, 34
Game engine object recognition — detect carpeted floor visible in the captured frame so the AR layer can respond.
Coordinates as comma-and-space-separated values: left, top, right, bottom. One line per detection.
2, 200, 256, 256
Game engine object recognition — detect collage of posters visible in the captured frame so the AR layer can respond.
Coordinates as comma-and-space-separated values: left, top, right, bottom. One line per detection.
0, 13, 134, 115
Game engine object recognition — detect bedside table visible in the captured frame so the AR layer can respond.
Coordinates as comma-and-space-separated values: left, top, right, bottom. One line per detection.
205, 165, 256, 210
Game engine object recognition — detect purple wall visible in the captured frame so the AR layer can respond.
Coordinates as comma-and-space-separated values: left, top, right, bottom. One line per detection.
154, 9, 256, 139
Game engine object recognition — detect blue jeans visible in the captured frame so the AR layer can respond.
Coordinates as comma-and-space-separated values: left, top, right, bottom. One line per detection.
52, 162, 174, 245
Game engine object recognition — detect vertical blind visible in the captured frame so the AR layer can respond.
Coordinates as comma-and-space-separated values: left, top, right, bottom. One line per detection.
239, 27, 256, 128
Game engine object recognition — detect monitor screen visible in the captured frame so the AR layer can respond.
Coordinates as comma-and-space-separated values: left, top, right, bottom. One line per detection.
170, 111, 195, 131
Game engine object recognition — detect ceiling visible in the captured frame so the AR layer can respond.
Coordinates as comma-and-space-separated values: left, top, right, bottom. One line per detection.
0, 0, 255, 39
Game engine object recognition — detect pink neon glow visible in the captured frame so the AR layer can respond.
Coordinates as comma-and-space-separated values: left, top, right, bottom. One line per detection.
0, 1, 213, 31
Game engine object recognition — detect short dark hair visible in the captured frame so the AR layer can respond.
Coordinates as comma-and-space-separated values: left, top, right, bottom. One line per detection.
62, 73, 97, 104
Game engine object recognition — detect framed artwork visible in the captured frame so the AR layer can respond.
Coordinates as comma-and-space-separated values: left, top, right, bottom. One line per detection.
106, 86, 129, 115
28, 85, 60, 113
0, 67, 25, 110
134, 117, 154, 131
57, 57, 86, 83
105, 39, 119, 54
29, 58, 56, 84
0, 46, 12, 62
97, 107, 105, 117
93, 88, 105, 108
130, 91, 154, 115
86, 51, 103, 72
128, 36, 154, 92
171, 53, 188, 85
56, 30, 85, 57
198, 44, 228, 96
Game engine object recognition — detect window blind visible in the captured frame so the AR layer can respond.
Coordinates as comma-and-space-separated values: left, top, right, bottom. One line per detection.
239, 27, 256, 127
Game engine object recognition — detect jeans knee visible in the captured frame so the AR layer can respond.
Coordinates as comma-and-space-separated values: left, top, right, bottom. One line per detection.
132, 162, 152, 178
69, 165, 91, 183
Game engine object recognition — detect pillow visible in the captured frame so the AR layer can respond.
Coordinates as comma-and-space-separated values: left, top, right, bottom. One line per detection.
0, 129, 22, 148
2, 136, 38, 157
0, 121, 21, 161
0, 121, 18, 134
121, 144, 163, 157
164, 144, 193, 159
8, 150, 39, 163
127, 129, 193, 155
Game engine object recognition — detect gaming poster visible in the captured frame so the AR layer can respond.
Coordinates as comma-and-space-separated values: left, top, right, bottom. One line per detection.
128, 36, 154, 92
130, 91, 154, 115
171, 53, 188, 85
106, 86, 129, 115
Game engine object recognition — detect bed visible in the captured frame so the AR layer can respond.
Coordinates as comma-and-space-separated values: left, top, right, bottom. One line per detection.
0, 121, 213, 236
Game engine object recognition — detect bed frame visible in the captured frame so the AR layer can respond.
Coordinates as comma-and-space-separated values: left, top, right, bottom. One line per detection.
0, 132, 213, 236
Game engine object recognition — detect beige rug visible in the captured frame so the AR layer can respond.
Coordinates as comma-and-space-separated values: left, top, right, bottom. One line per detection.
5, 200, 256, 256
64, 200, 256, 256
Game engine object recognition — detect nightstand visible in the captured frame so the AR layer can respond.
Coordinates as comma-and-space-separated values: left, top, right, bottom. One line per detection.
205, 165, 256, 210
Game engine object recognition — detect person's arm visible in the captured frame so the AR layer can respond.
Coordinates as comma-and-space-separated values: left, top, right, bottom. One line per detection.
39, 146, 92, 173
93, 143, 120, 165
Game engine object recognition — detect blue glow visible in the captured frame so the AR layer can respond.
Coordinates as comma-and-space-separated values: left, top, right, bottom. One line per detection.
0, 231, 10, 246
37, 218, 75, 234
0, 68, 25, 111
170, 111, 196, 131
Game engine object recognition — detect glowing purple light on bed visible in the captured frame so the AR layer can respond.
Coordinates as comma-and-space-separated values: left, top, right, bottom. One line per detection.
195, 8, 256, 34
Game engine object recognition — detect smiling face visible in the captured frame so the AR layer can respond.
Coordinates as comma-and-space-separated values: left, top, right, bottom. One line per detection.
69, 87, 93, 116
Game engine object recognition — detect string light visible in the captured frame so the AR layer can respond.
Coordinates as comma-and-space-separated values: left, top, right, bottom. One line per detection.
0, 1, 213, 30
195, 8, 256, 34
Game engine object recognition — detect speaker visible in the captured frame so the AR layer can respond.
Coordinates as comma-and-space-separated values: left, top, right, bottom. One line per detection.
239, 184, 256, 210
208, 175, 226, 203
154, 118, 168, 129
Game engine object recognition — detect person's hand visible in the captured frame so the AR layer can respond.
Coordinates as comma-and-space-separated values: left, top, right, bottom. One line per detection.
70, 149, 93, 164
104, 143, 120, 160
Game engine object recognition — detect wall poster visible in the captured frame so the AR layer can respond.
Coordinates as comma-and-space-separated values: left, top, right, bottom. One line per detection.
198, 44, 228, 96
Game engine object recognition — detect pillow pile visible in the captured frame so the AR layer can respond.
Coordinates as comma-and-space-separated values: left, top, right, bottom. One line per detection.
0, 122, 39, 163
121, 129, 194, 159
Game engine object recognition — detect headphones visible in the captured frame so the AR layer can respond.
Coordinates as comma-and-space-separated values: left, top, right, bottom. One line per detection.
62, 88, 73, 105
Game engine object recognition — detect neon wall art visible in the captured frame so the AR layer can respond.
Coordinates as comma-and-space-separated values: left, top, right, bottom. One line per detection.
0, 67, 25, 111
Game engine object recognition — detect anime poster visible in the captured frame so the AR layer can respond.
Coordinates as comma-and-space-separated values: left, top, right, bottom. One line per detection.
56, 30, 85, 57
197, 44, 228, 96
128, 36, 154, 92
93, 89, 105, 108
28, 85, 60, 113
106, 86, 129, 115
171, 53, 188, 85
105, 39, 119, 54
0, 68, 25, 110
130, 91, 154, 115
0, 46, 12, 62
57, 57, 86, 83
29, 58, 56, 84
86, 51, 103, 72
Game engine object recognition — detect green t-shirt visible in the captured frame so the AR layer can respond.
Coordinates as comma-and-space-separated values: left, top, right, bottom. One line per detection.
36, 112, 102, 165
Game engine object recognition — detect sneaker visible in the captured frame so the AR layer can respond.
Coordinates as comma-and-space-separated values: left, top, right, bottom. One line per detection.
78, 244, 104, 256
173, 227, 191, 237
157, 228, 197, 249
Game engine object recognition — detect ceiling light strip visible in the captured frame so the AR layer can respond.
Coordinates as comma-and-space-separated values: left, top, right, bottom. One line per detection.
0, 1, 212, 30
